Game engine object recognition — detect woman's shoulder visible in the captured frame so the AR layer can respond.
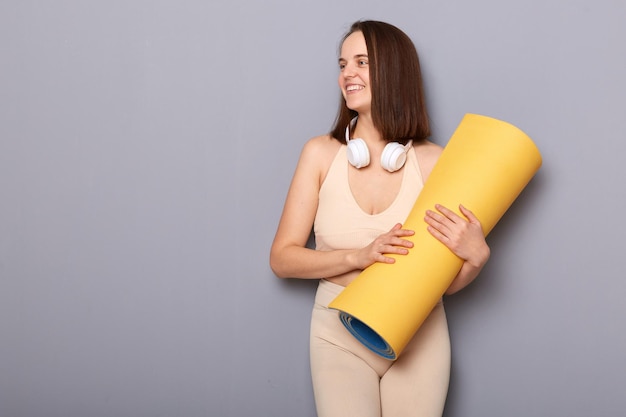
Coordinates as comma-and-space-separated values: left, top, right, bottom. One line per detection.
304, 133, 342, 151
414, 139, 443, 155
413, 140, 443, 182
300, 134, 342, 164
293, 134, 342, 185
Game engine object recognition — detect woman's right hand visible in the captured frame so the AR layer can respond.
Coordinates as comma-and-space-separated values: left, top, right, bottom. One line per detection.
353, 223, 415, 269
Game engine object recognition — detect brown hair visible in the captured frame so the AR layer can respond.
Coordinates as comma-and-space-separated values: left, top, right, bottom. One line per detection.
330, 20, 431, 144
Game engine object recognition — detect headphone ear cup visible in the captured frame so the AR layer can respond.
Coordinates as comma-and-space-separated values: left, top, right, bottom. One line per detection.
380, 142, 408, 172
346, 138, 371, 168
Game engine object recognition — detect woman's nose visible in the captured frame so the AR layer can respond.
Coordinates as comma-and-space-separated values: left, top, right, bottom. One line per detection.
343, 62, 356, 77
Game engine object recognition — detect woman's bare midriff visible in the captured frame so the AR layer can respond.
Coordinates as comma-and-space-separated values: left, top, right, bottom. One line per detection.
324, 270, 362, 288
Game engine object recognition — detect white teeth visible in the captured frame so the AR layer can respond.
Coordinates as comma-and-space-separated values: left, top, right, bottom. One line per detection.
346, 85, 363, 91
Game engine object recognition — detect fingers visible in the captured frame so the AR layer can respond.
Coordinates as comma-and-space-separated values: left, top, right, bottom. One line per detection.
423, 205, 457, 237
426, 204, 481, 226
376, 242, 409, 264
432, 204, 463, 223
389, 222, 413, 234
424, 204, 470, 247
423, 203, 488, 263
383, 223, 415, 251
459, 204, 480, 224
371, 223, 415, 264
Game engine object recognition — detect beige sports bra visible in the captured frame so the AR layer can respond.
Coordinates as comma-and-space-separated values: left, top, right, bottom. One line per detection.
314, 144, 424, 252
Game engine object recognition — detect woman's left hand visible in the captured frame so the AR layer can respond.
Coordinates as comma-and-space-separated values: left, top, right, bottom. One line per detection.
424, 204, 489, 268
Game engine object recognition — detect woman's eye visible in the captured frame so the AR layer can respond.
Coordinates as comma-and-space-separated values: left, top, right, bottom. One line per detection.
359, 60, 368, 66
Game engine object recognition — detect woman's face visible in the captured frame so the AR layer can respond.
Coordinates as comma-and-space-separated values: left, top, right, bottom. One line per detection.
338, 31, 371, 115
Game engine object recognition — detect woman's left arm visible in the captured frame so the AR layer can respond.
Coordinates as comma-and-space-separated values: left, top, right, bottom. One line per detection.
423, 204, 491, 295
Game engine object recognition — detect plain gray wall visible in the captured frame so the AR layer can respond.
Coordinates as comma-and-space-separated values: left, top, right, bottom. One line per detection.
1, 0, 624, 416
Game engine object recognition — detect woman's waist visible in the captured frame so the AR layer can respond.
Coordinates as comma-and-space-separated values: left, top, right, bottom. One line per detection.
315, 272, 358, 307
323, 271, 359, 288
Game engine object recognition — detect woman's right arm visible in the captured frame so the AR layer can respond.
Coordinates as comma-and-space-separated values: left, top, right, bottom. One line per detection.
270, 136, 415, 279
270, 136, 356, 279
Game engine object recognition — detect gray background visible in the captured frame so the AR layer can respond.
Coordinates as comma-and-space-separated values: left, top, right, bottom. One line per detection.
1, 0, 624, 416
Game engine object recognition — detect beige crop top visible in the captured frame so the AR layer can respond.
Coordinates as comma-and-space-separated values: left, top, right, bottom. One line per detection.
314, 144, 424, 252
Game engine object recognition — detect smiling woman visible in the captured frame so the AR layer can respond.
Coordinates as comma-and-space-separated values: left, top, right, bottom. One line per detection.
269, 20, 490, 417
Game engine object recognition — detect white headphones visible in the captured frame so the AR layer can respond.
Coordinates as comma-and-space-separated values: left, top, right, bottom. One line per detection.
345, 118, 413, 172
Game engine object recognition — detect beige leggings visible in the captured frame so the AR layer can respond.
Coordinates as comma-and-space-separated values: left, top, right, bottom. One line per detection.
310, 279, 451, 417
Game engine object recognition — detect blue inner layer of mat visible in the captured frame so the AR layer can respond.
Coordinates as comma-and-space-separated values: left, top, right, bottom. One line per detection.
339, 312, 396, 360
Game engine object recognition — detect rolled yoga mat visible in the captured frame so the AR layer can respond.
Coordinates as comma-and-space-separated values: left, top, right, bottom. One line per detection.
328, 113, 542, 360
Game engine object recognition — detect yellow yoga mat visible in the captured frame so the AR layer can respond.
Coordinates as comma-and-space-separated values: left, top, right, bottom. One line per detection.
328, 113, 542, 360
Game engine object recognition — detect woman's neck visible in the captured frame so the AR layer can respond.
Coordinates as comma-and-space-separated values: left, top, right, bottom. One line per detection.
353, 114, 384, 145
